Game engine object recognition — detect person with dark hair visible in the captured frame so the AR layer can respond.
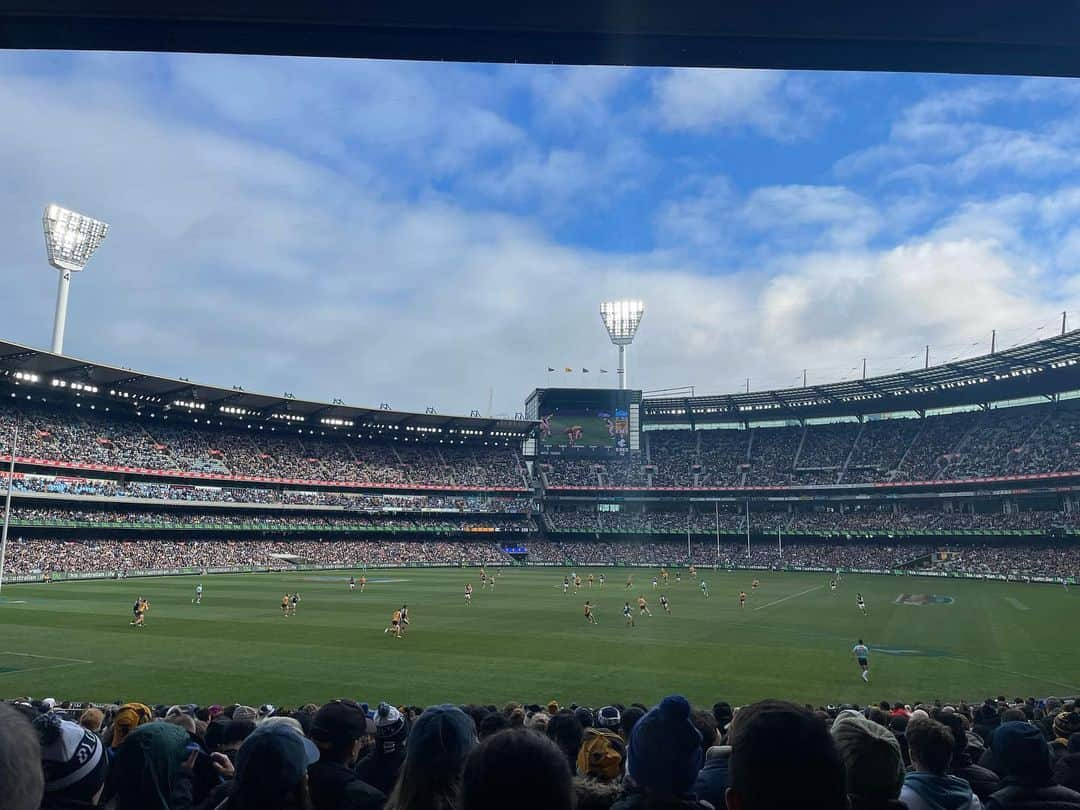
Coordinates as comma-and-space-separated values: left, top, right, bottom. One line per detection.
620, 707, 645, 743
1053, 734, 1080, 793
901, 719, 982, 810
939, 711, 1001, 801
460, 729, 574, 810
711, 703, 733, 737
831, 713, 905, 810
218, 722, 320, 810
689, 711, 718, 758
0, 703, 44, 810
385, 705, 476, 810
611, 695, 708, 810
307, 700, 386, 810
34, 712, 109, 809
354, 703, 407, 796
477, 712, 508, 740
986, 722, 1080, 810
547, 712, 585, 772
724, 699, 846, 810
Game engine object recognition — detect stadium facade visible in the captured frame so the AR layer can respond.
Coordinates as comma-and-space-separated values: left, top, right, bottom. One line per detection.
2, 332, 1080, 583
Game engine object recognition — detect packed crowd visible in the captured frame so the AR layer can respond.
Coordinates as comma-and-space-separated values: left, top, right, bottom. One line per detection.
0, 404, 528, 489
2, 691, 1079, 810
10, 506, 529, 535
5, 538, 1078, 579
545, 506, 1080, 536
7, 474, 531, 513
544, 400, 1080, 488
2, 539, 514, 575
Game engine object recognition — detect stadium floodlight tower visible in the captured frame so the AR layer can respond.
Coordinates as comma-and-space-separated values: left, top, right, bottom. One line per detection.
600, 299, 644, 390
42, 204, 110, 355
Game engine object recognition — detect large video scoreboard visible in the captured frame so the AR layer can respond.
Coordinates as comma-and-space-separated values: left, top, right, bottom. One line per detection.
524, 387, 641, 456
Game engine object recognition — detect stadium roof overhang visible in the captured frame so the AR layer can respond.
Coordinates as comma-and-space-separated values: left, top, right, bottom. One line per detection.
0, 339, 536, 439
643, 331, 1080, 425
4, 2, 1080, 77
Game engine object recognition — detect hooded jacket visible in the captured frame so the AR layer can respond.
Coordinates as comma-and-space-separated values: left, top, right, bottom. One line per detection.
901, 772, 983, 810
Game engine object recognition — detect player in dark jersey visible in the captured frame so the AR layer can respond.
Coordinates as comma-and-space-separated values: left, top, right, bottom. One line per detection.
659, 594, 671, 614
623, 602, 635, 627
739, 591, 747, 608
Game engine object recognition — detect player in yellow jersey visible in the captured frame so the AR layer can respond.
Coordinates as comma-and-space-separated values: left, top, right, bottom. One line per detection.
130, 597, 149, 627
360, 575, 367, 592
587, 574, 595, 589
385, 608, 403, 638
625, 575, 633, 591
584, 601, 598, 625
689, 565, 697, 578
637, 595, 652, 617
752, 578, 760, 591
281, 594, 290, 617
574, 576, 582, 592
739, 591, 747, 608
465, 583, 473, 605
661, 568, 669, 585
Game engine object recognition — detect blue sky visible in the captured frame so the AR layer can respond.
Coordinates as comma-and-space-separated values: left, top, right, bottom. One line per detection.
1, 52, 1079, 415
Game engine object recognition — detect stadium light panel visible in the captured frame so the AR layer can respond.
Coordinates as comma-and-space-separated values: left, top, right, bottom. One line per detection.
43, 204, 110, 273
600, 300, 645, 346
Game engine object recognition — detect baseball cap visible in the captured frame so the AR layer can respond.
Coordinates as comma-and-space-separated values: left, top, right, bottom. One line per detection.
310, 699, 370, 744
232, 723, 319, 806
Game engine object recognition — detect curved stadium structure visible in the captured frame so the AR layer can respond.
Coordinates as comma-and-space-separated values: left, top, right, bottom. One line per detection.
2, 332, 1080, 583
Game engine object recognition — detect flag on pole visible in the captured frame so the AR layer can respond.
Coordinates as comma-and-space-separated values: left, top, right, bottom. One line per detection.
547, 367, 555, 372
582, 368, 589, 373
600, 369, 609, 374
564, 368, 573, 372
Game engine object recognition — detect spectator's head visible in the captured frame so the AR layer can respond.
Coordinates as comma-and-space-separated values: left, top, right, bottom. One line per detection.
230, 722, 320, 810
109, 721, 192, 810
937, 711, 972, 760
547, 712, 585, 771
460, 729, 574, 810
109, 702, 152, 749
309, 699, 369, 766
576, 727, 625, 782
0, 703, 44, 810
478, 712, 509, 739
165, 712, 197, 736
595, 706, 620, 732
527, 711, 551, 732
906, 718, 955, 776
1068, 732, 1080, 754
1053, 710, 1080, 742
387, 704, 476, 810
79, 707, 105, 734
690, 710, 719, 754
712, 702, 733, 735
831, 714, 904, 803
726, 699, 846, 810
232, 705, 259, 724
993, 721, 1053, 787
619, 706, 645, 742
34, 712, 108, 807
221, 719, 256, 756
574, 707, 595, 730
374, 702, 409, 756
626, 695, 702, 797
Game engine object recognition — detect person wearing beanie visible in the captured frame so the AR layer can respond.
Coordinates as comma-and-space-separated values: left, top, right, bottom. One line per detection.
831, 714, 906, 810
1052, 734, 1080, 793
354, 701, 408, 796
385, 705, 477, 810
577, 728, 626, 782
231, 705, 259, 724
901, 719, 982, 810
724, 699, 846, 810
548, 700, 561, 716
307, 699, 386, 810
985, 722, 1080, 810
107, 702, 152, 755
460, 728, 574, 810
612, 695, 709, 810
79, 708, 105, 735
938, 712, 1002, 802
1055, 713, 1080, 745
527, 711, 551, 732
0, 703, 45, 810
105, 721, 195, 810
218, 722, 319, 810
34, 712, 109, 809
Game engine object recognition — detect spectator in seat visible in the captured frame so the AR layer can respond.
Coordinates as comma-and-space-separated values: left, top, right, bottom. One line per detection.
353, 702, 407, 797
307, 700, 386, 810
612, 695, 708, 810
0, 703, 44, 810
106, 721, 195, 810
902, 718, 982, 810
620, 707, 645, 743
459, 729, 574, 810
546, 712, 585, 773
1053, 734, 1080, 794
106, 702, 153, 758
830, 713, 905, 810
79, 708, 105, 735
724, 699, 846, 810
986, 722, 1080, 810
576, 726, 626, 808
385, 705, 476, 810
34, 712, 109, 809
220, 721, 319, 810
940, 711, 1002, 801
690, 729, 731, 810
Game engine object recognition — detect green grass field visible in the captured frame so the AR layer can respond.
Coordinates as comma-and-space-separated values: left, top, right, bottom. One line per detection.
1, 568, 1077, 708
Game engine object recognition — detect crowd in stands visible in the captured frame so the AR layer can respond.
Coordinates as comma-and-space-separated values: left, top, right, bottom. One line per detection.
544, 400, 1080, 488
7, 474, 531, 513
0, 404, 528, 489
2, 691, 1079, 810
5, 537, 1078, 579
545, 506, 1080, 535
9, 506, 530, 534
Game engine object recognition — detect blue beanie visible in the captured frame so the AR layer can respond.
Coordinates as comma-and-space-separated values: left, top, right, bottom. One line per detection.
628, 695, 703, 795
992, 721, 1052, 786
407, 705, 477, 770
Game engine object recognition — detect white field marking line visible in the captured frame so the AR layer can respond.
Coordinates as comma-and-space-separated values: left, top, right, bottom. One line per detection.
0, 661, 94, 676
942, 655, 1079, 693
752, 584, 824, 611
1003, 597, 1031, 611
0, 651, 95, 664
0, 600, 27, 604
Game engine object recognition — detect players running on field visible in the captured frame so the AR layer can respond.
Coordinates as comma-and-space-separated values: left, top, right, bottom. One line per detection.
739, 590, 747, 608
289, 592, 300, 616
623, 601, 635, 627
853, 639, 870, 682
192, 584, 203, 605
752, 578, 760, 591
625, 575, 633, 591
700, 579, 709, 598
465, 583, 473, 605
598, 573, 605, 589
584, 601, 598, 624
130, 597, 149, 627
652, 576, 658, 590
857, 593, 867, 614
385, 608, 403, 638
588, 574, 595, 589
637, 595, 652, 617
659, 594, 671, 614
563, 576, 570, 594
399, 604, 410, 635
281, 593, 290, 617
348, 576, 356, 592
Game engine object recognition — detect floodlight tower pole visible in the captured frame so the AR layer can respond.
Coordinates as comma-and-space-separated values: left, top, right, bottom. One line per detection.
0, 424, 18, 595
42, 204, 110, 356
618, 345, 627, 390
